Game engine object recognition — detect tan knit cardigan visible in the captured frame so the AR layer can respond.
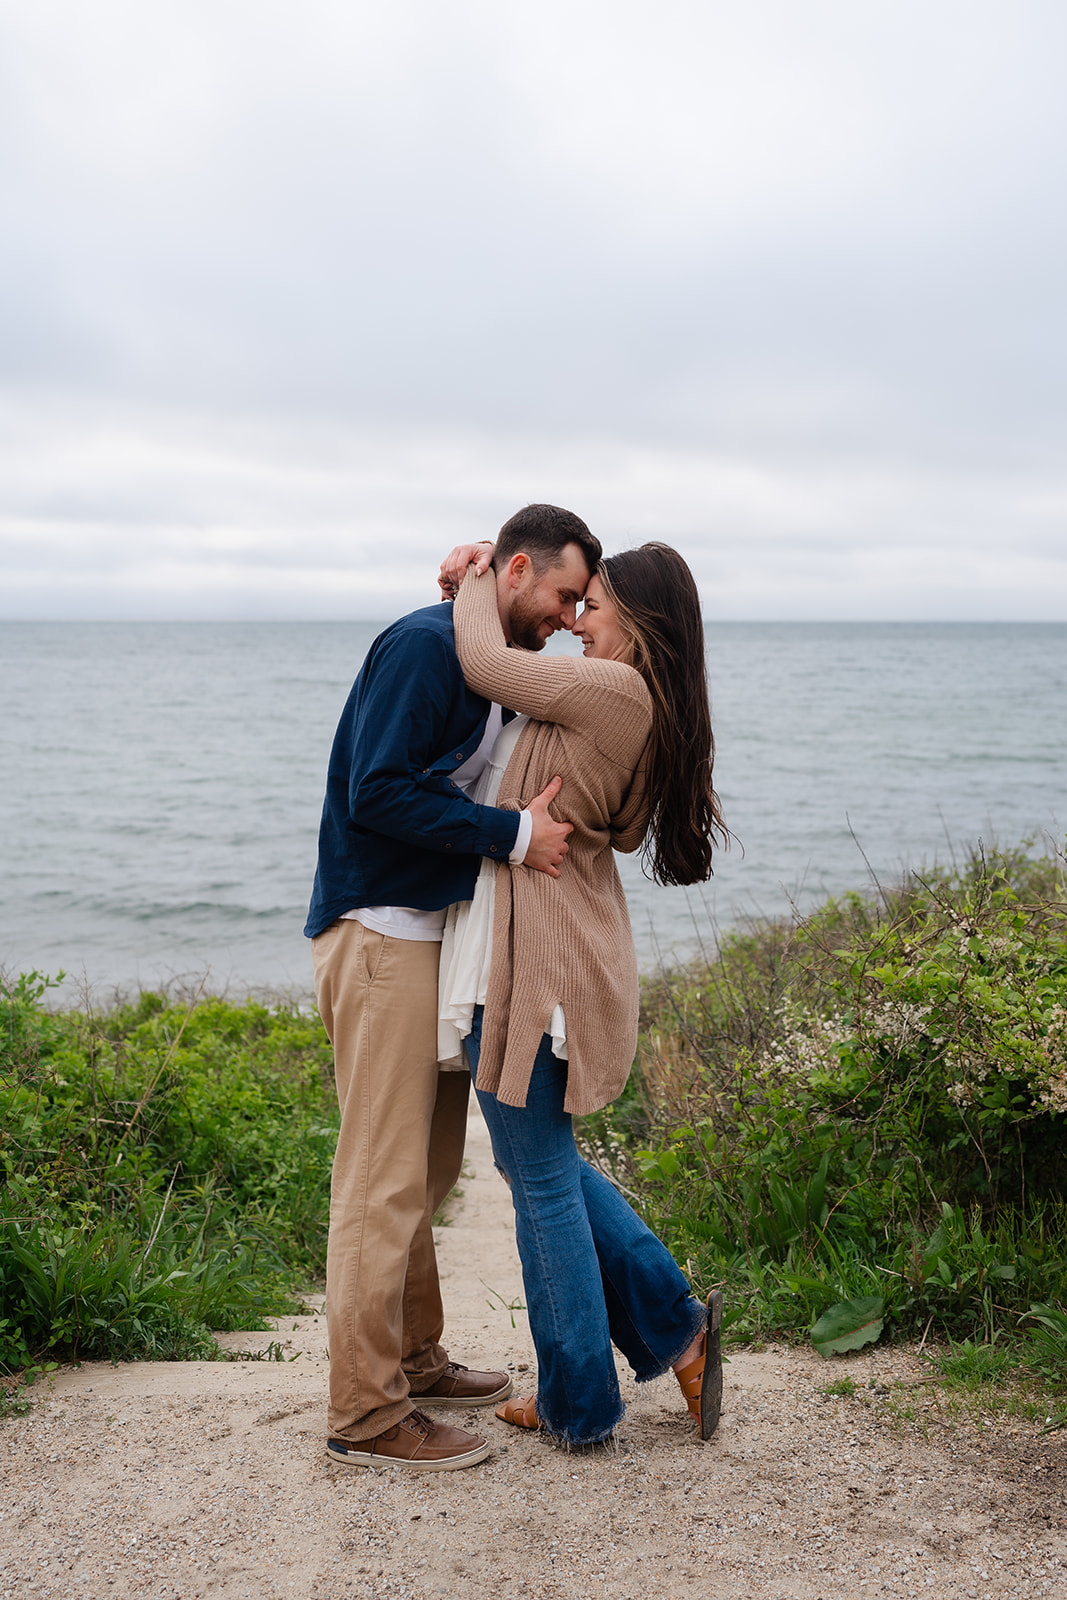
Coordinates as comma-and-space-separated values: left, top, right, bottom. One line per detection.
453, 571, 653, 1115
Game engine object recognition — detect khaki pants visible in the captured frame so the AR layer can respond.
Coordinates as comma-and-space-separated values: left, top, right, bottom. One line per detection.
312, 919, 470, 1441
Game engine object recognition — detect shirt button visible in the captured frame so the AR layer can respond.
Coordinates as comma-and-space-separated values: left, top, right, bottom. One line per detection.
489, 845, 497, 853
454, 752, 463, 761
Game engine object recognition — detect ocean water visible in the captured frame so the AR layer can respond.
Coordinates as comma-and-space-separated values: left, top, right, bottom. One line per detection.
1, 621, 1064, 1001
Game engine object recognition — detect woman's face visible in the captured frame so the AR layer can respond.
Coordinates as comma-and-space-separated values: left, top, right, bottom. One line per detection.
572, 573, 631, 661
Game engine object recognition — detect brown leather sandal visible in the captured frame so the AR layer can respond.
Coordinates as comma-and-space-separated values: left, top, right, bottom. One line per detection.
674, 1289, 724, 1440
495, 1394, 541, 1429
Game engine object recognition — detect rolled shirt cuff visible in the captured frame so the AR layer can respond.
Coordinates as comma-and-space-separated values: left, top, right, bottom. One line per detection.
509, 808, 533, 865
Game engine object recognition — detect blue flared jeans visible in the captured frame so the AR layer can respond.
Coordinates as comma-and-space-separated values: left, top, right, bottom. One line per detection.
466, 1008, 706, 1446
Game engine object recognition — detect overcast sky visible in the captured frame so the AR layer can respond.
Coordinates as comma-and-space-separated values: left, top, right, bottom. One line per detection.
2, 0, 1066, 620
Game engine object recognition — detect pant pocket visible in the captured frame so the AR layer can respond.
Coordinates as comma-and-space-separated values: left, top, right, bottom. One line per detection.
358, 923, 387, 985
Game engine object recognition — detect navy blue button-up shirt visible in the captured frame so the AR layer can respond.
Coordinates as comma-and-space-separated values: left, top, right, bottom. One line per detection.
304, 602, 520, 939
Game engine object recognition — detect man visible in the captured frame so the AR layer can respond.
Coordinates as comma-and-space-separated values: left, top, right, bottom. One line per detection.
305, 504, 601, 1471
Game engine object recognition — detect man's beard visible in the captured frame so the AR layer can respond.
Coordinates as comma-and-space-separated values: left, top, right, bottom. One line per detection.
507, 592, 553, 652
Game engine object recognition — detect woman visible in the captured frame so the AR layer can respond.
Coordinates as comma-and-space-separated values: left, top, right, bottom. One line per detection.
438, 540, 727, 1448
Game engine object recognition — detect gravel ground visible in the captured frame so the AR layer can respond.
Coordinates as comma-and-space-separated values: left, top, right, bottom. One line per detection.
2, 1106, 1064, 1600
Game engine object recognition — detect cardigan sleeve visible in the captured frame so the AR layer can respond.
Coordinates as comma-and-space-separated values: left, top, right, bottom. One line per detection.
610, 743, 652, 853
454, 569, 650, 743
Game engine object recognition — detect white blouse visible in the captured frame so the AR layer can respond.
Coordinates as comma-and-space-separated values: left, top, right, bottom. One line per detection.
438, 713, 567, 1070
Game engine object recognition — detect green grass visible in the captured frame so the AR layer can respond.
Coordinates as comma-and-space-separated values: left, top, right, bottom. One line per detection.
1, 973, 339, 1395
819, 1375, 858, 1398
931, 1335, 1017, 1389
816, 1364, 1058, 1440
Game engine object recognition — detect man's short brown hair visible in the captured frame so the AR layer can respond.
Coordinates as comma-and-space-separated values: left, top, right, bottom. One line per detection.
494, 504, 601, 576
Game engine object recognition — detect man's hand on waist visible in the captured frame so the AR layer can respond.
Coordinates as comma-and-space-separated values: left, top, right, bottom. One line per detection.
522, 776, 572, 879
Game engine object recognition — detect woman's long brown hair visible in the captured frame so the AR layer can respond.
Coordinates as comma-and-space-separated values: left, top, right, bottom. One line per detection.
598, 543, 727, 886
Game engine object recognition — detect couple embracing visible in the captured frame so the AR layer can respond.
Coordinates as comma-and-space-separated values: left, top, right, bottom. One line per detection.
305, 504, 727, 1471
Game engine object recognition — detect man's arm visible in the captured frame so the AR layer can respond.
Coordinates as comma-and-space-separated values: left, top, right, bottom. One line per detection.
340, 622, 570, 874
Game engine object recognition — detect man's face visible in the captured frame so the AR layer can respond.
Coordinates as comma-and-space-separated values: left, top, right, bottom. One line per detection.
504, 543, 592, 652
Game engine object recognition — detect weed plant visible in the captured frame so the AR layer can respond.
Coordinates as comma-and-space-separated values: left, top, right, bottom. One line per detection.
1, 975, 338, 1390
579, 844, 1067, 1399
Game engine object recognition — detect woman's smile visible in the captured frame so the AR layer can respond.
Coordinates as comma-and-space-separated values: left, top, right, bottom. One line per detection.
571, 573, 630, 661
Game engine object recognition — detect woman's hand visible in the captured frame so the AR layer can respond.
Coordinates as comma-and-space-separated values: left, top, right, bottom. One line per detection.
438, 540, 495, 599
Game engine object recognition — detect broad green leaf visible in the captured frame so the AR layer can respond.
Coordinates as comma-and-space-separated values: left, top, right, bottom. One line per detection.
811, 1295, 885, 1358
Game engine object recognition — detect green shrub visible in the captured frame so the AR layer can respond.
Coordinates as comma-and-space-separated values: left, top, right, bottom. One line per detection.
580, 845, 1067, 1347
0, 974, 338, 1374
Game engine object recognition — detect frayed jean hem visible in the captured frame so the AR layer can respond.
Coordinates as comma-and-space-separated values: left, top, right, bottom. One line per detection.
537, 1409, 625, 1450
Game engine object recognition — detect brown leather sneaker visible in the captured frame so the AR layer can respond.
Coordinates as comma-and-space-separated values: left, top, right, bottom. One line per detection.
325, 1409, 489, 1471
415, 1360, 513, 1407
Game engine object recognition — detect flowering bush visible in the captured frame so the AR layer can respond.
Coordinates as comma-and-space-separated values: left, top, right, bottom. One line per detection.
580, 844, 1067, 1341
801, 852, 1067, 1209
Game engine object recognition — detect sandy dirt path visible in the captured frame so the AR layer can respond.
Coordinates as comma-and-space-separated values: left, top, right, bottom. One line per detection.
2, 1103, 1064, 1600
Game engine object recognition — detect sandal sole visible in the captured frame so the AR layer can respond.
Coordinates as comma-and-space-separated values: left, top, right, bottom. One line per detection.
700, 1289, 724, 1440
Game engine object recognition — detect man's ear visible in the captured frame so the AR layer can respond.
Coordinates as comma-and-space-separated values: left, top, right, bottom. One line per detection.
503, 552, 531, 589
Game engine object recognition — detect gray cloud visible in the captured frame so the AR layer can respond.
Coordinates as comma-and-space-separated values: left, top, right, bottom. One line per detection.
2, 0, 1066, 616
